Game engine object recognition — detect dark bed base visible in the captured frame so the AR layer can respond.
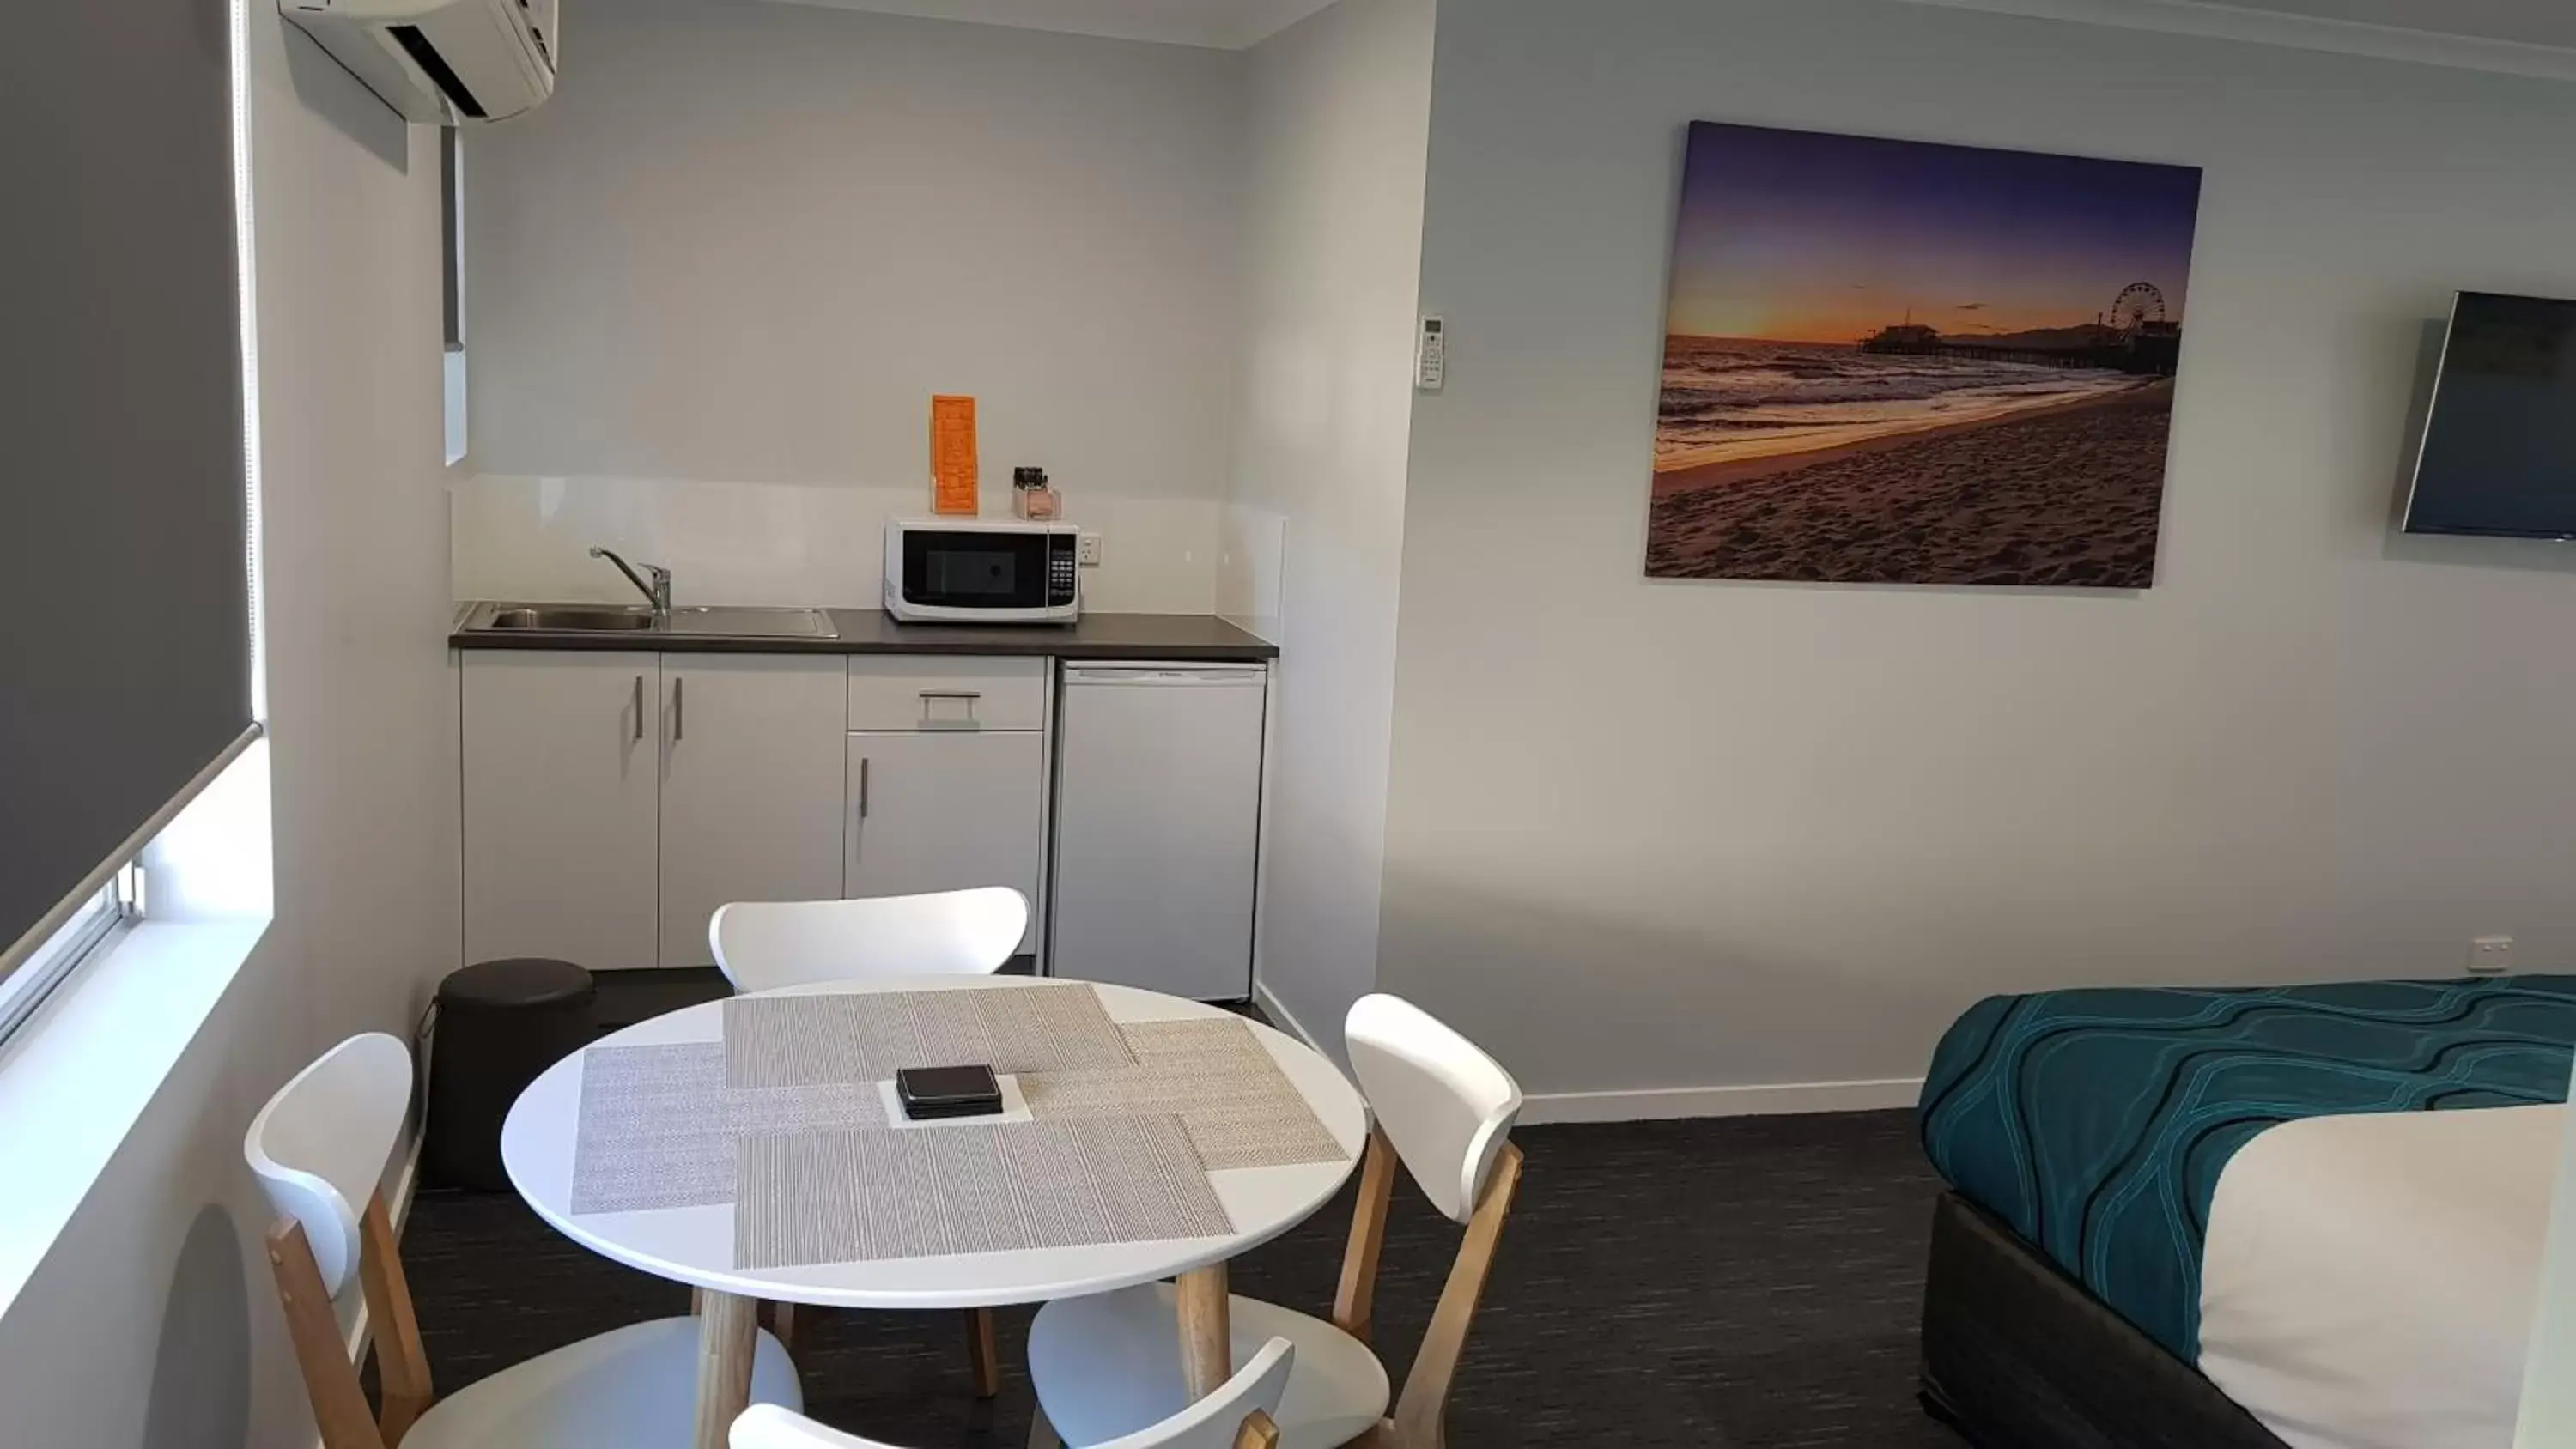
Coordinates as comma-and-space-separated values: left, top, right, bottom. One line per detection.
1918, 1192, 2290, 1449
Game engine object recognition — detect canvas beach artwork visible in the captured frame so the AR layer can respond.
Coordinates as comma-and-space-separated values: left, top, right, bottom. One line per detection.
1646, 122, 2203, 588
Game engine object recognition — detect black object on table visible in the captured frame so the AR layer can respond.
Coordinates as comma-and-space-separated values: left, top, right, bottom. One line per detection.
425, 957, 597, 1191
896, 1064, 1005, 1119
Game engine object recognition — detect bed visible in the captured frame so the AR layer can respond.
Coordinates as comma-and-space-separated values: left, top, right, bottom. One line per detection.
1914, 977, 2576, 1449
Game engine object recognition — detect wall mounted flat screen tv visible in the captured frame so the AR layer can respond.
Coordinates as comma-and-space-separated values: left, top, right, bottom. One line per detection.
2405, 290, 2576, 540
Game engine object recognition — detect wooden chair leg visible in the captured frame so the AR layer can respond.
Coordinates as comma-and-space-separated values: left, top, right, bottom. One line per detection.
267, 1221, 386, 1449
1027, 1403, 1063, 1449
966, 1306, 1002, 1398
763, 1300, 802, 1357
1234, 1408, 1282, 1449
357, 1192, 434, 1446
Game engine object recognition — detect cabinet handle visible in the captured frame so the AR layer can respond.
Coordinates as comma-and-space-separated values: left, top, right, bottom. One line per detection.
920, 688, 981, 731
632, 675, 643, 743
858, 757, 870, 818
672, 676, 684, 742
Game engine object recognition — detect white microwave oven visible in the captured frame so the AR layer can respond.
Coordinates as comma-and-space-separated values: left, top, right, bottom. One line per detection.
883, 518, 1081, 624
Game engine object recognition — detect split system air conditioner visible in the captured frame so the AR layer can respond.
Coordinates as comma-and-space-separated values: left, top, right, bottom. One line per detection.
279, 0, 557, 125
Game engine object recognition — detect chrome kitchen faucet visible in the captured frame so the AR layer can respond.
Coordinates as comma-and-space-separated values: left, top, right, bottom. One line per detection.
588, 546, 672, 621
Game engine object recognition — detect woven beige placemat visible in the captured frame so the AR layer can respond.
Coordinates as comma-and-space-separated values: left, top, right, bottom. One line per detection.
725, 982, 1137, 1089
732, 1116, 1235, 1269
570, 1042, 888, 1215
1021, 1017, 1349, 1171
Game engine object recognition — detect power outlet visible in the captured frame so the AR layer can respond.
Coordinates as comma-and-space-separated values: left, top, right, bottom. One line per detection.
1078, 532, 1104, 567
2469, 935, 2514, 974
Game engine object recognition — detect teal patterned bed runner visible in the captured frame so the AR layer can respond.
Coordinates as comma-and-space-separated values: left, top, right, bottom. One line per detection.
1918, 977, 2576, 1359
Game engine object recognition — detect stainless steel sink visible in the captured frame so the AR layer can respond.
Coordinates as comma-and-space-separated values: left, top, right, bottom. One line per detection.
482, 605, 659, 632
460, 603, 837, 640
665, 607, 837, 640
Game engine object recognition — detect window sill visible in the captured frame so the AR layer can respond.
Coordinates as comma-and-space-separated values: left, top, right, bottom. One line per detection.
0, 913, 271, 1315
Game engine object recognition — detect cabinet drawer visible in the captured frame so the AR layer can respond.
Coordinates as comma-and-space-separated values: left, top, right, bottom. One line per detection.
847, 657, 1048, 732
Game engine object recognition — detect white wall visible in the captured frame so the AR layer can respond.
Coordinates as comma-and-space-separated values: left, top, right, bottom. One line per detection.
1231, 0, 1437, 1053
2521, 1066, 2576, 1445
1381, 0, 2576, 1105
464, 0, 1244, 509
256, 26, 462, 1056
0, 8, 460, 1445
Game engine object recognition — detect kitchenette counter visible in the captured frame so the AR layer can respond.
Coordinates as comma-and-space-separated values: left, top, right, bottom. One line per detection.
448, 603, 1279, 662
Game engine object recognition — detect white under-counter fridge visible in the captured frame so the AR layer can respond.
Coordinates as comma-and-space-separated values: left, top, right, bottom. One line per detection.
1048, 662, 1267, 1001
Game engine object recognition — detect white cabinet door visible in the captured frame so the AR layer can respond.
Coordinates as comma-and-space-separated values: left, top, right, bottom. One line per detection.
845, 730, 1046, 952
462, 652, 661, 971
657, 656, 849, 968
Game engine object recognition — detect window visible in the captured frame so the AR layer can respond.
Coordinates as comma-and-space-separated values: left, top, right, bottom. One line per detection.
0, 867, 140, 1045
443, 125, 468, 465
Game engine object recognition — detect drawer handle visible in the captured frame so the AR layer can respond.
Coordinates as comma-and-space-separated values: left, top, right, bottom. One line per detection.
919, 689, 981, 731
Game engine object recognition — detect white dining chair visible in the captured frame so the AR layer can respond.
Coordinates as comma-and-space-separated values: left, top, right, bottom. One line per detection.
733, 1338, 1294, 1449
706, 885, 1030, 1397
708, 887, 1030, 992
248, 1033, 800, 1449
1026, 994, 1525, 1449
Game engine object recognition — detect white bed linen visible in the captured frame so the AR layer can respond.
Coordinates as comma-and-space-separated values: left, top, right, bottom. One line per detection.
2198, 1103, 2561, 1449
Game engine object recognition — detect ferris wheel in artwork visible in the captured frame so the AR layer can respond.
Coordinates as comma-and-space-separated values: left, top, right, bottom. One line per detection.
2110, 282, 2167, 332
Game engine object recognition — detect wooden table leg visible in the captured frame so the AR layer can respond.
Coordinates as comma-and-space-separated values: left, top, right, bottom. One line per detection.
1175, 1264, 1234, 1400
691, 1289, 761, 1449
965, 1306, 1001, 1399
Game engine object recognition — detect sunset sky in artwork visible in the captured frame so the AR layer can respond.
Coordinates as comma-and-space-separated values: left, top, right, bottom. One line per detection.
1664, 122, 2203, 344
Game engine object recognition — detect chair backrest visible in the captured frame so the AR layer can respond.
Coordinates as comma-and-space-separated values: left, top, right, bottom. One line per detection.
1345, 993, 1523, 1223
1334, 995, 1525, 1449
730, 1337, 1295, 1449
708, 887, 1030, 992
246, 1034, 434, 1449
243, 1032, 413, 1297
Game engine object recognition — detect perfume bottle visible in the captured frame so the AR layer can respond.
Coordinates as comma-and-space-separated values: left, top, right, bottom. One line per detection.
1012, 466, 1061, 520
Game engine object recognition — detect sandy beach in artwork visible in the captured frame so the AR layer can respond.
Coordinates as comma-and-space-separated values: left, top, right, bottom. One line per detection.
1650, 383, 2160, 499
1646, 383, 2175, 588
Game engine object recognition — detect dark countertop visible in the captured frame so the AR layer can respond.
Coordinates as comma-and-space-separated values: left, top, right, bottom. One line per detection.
449, 603, 1278, 662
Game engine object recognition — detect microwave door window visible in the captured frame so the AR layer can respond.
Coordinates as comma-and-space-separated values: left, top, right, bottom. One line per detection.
906, 531, 1048, 609
930, 549, 1015, 597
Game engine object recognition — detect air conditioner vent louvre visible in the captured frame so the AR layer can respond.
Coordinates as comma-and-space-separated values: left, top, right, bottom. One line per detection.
387, 24, 487, 118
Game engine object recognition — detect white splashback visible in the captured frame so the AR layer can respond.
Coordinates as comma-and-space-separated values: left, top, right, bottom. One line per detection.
452, 474, 1224, 615
1218, 503, 1288, 644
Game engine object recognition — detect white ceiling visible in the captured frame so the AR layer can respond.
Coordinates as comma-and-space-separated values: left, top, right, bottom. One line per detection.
760, 0, 1338, 50
2184, 0, 2576, 50
763, 0, 2576, 65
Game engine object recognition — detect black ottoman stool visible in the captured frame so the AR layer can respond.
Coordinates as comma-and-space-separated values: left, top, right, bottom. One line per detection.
424, 957, 595, 1191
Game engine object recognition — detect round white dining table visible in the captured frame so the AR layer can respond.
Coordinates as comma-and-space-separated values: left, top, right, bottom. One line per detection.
501, 974, 1369, 1449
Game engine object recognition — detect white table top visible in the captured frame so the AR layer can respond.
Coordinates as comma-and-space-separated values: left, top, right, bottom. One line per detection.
501, 975, 1369, 1309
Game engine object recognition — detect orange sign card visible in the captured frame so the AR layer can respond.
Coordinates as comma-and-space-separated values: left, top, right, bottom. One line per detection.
930, 394, 979, 516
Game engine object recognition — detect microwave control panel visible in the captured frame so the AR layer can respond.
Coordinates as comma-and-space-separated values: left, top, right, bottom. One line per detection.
1048, 533, 1079, 606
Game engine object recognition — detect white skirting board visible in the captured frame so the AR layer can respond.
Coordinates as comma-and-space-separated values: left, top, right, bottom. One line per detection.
1517, 1078, 1924, 1125
1252, 977, 1331, 1064
1249, 977, 1921, 1123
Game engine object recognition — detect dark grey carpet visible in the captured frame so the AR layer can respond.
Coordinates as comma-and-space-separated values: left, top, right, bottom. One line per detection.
399, 1110, 1964, 1447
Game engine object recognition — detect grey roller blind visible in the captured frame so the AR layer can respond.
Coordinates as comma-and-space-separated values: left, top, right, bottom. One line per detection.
1, 0, 255, 957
